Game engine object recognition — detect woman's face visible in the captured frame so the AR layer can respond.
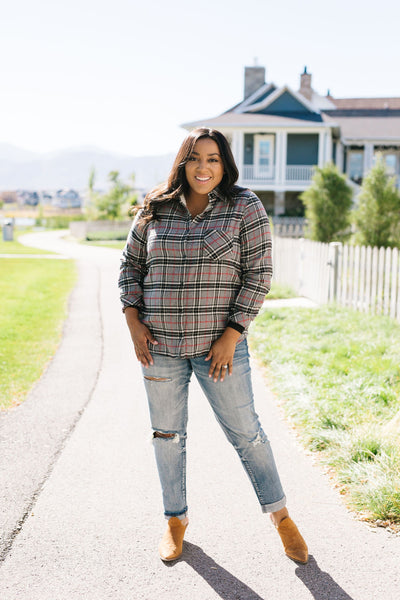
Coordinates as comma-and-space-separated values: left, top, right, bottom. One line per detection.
184, 137, 224, 197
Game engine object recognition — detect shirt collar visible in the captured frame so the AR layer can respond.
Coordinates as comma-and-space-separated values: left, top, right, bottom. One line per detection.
208, 187, 225, 203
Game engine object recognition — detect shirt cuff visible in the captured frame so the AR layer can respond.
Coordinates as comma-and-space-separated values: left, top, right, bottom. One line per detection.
226, 320, 245, 334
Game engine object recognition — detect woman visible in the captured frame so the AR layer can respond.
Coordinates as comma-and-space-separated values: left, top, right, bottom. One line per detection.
119, 127, 308, 564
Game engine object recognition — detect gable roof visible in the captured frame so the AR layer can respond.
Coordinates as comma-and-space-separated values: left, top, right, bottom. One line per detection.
241, 85, 320, 116
232, 83, 277, 113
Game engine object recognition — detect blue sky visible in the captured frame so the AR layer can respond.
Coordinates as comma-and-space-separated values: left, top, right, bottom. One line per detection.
2, 0, 400, 157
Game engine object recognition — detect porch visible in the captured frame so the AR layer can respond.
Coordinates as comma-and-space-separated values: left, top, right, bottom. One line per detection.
240, 164, 315, 189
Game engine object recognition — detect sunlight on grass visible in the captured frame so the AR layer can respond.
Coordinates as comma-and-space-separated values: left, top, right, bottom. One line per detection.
0, 258, 77, 409
250, 305, 400, 524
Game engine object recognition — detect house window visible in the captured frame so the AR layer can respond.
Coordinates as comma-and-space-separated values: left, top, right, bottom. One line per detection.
382, 153, 399, 175
347, 151, 363, 184
254, 135, 274, 176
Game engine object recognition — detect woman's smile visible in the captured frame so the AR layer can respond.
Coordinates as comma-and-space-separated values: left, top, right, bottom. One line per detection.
185, 137, 224, 198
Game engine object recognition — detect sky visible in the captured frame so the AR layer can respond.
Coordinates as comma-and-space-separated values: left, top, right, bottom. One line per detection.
1, 0, 400, 158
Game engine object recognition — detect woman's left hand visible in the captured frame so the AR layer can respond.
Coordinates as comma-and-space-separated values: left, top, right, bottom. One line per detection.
205, 328, 241, 382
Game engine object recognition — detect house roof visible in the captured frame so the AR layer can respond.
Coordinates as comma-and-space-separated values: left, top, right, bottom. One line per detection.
329, 97, 400, 110
182, 112, 332, 130
238, 85, 319, 115
322, 115, 400, 141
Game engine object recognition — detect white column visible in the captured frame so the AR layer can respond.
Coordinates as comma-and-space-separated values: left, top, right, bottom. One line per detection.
325, 131, 332, 163
232, 130, 244, 184
318, 131, 325, 166
275, 131, 283, 185
281, 131, 287, 183
336, 142, 344, 173
363, 142, 374, 177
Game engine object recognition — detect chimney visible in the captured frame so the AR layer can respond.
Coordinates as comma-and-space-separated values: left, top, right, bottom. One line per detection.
244, 65, 266, 99
299, 66, 313, 101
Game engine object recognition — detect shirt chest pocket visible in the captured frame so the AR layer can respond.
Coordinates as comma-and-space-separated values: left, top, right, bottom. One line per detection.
203, 229, 234, 261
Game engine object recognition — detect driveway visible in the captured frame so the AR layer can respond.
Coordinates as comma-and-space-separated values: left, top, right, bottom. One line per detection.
0, 231, 399, 599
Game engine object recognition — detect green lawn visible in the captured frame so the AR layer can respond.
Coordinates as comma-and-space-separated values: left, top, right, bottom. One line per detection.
0, 258, 77, 410
0, 237, 52, 254
266, 282, 297, 299
249, 305, 400, 526
82, 240, 125, 250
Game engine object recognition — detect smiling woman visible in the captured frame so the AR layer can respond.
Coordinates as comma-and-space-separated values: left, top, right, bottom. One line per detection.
119, 127, 309, 564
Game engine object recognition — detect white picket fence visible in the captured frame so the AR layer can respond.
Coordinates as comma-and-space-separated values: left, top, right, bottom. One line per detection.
272, 236, 400, 321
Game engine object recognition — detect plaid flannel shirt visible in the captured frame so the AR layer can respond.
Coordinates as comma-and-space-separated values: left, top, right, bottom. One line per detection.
118, 186, 272, 358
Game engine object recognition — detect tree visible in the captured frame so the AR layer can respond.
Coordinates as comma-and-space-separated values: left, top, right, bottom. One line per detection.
300, 163, 353, 243
86, 169, 137, 220
353, 154, 400, 248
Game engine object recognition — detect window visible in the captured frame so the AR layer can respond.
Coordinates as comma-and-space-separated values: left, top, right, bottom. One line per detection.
348, 151, 363, 184
254, 135, 274, 176
383, 153, 398, 175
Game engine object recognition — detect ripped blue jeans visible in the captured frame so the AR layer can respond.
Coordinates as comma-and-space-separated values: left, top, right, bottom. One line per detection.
142, 340, 286, 519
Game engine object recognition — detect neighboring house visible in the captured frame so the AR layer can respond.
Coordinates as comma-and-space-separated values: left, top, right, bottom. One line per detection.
52, 189, 82, 209
183, 65, 400, 216
16, 190, 40, 206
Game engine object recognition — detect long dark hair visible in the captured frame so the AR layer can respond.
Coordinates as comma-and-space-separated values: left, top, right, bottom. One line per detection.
138, 127, 239, 223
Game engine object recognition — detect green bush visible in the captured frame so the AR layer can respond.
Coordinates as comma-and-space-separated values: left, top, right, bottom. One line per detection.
353, 154, 400, 248
300, 163, 353, 242
37, 215, 86, 229
85, 230, 129, 242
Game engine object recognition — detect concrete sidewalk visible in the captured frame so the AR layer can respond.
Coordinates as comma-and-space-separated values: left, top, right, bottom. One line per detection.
0, 231, 399, 599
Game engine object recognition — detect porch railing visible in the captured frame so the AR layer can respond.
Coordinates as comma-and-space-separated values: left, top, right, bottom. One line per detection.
285, 165, 315, 181
241, 164, 315, 183
242, 165, 275, 181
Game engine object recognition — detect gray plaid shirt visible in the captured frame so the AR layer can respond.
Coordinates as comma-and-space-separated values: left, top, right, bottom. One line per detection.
119, 186, 272, 358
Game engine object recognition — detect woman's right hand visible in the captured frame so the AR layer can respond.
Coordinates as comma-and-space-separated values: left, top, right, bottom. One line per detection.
124, 307, 158, 367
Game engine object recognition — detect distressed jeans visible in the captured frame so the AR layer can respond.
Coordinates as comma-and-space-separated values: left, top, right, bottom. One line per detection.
142, 340, 286, 519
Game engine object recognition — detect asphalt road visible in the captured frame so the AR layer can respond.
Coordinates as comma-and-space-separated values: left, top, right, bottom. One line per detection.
0, 231, 399, 599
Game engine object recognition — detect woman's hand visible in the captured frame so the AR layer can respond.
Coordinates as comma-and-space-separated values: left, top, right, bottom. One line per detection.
124, 307, 158, 368
205, 327, 241, 382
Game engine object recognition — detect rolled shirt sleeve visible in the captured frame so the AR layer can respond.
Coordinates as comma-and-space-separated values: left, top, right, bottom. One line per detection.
228, 195, 272, 331
118, 210, 148, 313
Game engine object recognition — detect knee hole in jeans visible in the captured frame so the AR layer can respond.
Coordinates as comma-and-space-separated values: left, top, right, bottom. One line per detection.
144, 376, 172, 382
153, 431, 180, 443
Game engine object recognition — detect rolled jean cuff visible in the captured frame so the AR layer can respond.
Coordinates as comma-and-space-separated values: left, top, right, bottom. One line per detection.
164, 509, 188, 520
261, 495, 287, 514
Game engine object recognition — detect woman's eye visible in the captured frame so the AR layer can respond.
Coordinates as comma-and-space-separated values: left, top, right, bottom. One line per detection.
188, 156, 196, 161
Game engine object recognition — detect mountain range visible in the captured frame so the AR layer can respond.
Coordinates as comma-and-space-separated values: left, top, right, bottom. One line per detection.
0, 144, 175, 191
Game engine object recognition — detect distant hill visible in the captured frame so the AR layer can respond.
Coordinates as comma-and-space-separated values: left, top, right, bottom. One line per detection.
0, 144, 175, 191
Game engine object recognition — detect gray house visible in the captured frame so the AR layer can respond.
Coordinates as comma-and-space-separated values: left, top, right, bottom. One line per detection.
183, 65, 400, 216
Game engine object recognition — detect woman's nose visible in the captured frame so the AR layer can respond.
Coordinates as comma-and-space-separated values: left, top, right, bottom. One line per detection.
196, 159, 208, 170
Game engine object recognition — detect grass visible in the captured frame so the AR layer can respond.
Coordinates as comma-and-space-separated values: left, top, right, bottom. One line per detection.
249, 304, 400, 526
266, 282, 297, 299
0, 237, 52, 255
82, 240, 125, 250
0, 258, 77, 410
85, 230, 129, 242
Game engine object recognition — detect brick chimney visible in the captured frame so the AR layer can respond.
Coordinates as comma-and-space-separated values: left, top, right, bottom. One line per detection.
244, 65, 266, 99
299, 66, 313, 101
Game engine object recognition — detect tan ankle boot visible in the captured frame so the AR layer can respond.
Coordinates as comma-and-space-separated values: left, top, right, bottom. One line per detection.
158, 517, 188, 561
277, 517, 308, 564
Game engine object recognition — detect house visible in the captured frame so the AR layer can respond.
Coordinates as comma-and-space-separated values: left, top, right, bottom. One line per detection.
183, 65, 400, 216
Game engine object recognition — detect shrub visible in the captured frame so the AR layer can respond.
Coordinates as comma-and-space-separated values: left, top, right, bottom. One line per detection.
353, 154, 400, 248
300, 163, 353, 242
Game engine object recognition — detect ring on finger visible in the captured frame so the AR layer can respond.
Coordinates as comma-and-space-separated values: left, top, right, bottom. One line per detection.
222, 364, 228, 368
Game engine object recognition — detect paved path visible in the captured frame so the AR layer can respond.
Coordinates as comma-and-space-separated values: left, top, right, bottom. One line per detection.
0, 231, 399, 599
